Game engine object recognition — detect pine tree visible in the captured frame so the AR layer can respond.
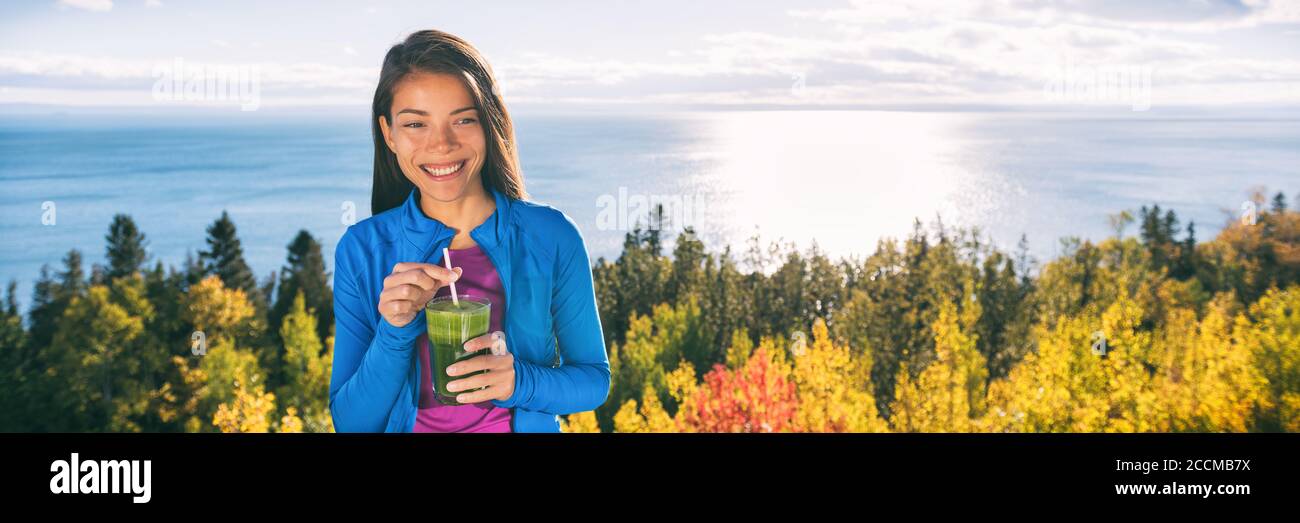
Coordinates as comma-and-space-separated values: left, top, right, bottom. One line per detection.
199, 211, 259, 303
666, 226, 705, 305
105, 214, 149, 281
28, 250, 87, 351
0, 281, 31, 430
270, 230, 333, 345
1172, 221, 1198, 280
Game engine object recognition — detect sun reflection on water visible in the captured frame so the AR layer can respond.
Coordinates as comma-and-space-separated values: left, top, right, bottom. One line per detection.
701, 110, 1010, 260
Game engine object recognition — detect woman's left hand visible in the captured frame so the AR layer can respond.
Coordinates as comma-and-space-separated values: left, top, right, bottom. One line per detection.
446, 331, 515, 404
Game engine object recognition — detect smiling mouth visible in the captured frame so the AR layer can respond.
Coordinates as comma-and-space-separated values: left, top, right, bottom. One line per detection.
420, 161, 465, 180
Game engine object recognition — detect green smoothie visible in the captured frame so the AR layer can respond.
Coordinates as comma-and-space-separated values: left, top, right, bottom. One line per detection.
425, 295, 491, 406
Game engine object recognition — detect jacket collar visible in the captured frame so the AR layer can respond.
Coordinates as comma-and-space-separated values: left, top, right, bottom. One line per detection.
399, 184, 512, 260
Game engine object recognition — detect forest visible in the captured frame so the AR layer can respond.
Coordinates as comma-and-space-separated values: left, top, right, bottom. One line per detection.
1, 190, 1297, 433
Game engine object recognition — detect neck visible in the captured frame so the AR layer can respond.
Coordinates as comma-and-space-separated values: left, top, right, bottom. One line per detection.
418, 183, 496, 241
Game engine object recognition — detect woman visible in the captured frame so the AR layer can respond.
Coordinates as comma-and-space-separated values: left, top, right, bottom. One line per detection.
329, 30, 610, 433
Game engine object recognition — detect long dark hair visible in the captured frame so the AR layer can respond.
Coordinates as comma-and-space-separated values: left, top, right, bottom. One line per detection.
370, 29, 527, 215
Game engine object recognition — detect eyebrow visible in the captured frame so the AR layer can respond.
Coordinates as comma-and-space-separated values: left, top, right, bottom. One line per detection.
395, 106, 477, 117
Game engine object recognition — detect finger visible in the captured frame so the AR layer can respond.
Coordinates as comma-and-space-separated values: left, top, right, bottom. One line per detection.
380, 299, 417, 317
392, 262, 460, 283
454, 382, 501, 404
462, 332, 496, 353
463, 331, 507, 355
446, 354, 498, 377
446, 372, 495, 394
381, 284, 425, 303
384, 269, 439, 292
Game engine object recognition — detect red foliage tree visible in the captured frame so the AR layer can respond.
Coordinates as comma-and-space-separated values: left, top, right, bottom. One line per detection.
678, 347, 799, 432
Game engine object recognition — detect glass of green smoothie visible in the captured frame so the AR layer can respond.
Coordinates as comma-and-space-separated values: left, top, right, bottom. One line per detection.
425, 295, 491, 406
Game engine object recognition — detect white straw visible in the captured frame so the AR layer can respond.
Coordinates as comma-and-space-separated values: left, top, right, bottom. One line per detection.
443, 247, 459, 306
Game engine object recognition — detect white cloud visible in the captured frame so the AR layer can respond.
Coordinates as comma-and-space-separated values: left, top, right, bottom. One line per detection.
56, 0, 113, 12
12, 1, 1300, 107
0, 50, 378, 91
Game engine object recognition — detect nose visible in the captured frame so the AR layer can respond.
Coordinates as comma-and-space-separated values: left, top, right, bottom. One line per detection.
424, 122, 458, 155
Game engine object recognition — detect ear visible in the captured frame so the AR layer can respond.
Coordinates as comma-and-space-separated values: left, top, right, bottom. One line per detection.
378, 115, 397, 153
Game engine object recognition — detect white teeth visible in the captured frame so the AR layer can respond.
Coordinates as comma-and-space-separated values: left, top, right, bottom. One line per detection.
421, 161, 462, 177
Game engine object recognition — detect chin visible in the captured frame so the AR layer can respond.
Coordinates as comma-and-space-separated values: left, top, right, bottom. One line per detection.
417, 176, 478, 203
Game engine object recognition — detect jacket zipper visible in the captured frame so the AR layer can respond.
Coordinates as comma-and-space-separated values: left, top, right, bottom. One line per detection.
470, 228, 518, 433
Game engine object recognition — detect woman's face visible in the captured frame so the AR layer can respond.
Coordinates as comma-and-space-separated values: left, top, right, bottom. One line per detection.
379, 72, 487, 204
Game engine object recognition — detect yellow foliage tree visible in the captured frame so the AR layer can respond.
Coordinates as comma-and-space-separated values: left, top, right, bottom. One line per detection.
559, 411, 601, 433
278, 291, 333, 432
1151, 303, 1270, 432
792, 318, 888, 432
1241, 286, 1300, 431
213, 383, 276, 433
51, 284, 146, 431
278, 407, 304, 433
612, 383, 675, 433
183, 275, 255, 339
664, 359, 699, 407
724, 328, 754, 370
984, 297, 1160, 432
167, 275, 266, 432
892, 302, 987, 432
609, 303, 685, 416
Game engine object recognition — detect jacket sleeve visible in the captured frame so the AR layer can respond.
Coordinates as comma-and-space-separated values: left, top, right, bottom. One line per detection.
329, 231, 423, 432
492, 215, 611, 415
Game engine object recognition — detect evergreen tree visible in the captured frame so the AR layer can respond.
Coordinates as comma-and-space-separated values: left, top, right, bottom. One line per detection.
0, 281, 31, 430
27, 250, 86, 350
105, 214, 149, 280
270, 230, 333, 345
199, 211, 259, 303
666, 226, 705, 306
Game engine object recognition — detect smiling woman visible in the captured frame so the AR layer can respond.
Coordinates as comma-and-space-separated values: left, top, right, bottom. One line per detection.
329, 30, 611, 433
369, 31, 527, 214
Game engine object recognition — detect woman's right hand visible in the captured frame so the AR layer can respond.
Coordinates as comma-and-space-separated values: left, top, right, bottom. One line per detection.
378, 262, 462, 328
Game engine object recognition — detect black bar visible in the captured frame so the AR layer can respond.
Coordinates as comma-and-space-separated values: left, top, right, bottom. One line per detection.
1, 433, 1293, 512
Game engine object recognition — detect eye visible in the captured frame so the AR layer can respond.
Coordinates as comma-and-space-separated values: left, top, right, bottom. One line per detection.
455, 117, 478, 125
403, 122, 425, 128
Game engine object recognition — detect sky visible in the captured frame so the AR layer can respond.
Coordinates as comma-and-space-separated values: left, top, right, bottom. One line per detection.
1, 0, 1299, 110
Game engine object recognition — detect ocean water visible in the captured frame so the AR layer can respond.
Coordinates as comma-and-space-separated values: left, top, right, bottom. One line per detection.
1, 108, 1298, 310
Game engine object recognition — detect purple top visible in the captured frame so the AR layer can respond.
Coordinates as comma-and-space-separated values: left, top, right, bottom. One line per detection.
413, 243, 513, 433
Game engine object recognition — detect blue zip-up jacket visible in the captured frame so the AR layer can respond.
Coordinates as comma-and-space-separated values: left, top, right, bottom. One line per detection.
329, 186, 611, 432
